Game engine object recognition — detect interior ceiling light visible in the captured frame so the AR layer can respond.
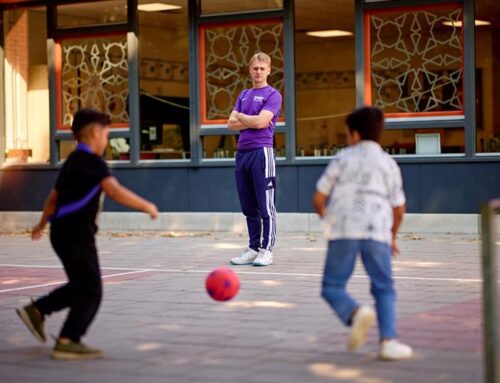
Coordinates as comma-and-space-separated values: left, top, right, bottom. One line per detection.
306, 30, 353, 38
138, 3, 182, 12
442, 20, 491, 27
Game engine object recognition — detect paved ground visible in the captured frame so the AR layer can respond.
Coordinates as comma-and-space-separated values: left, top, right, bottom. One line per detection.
0, 231, 497, 383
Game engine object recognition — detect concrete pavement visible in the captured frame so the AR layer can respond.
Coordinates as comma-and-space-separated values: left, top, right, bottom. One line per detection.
0, 231, 496, 383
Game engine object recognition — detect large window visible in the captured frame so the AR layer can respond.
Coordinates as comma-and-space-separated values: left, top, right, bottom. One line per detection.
365, 4, 464, 117
200, 19, 285, 125
58, 35, 129, 130
52, 1, 131, 163
475, 0, 500, 154
198, 13, 286, 161
295, 0, 355, 157
3, 0, 496, 167
3, 7, 49, 165
360, 2, 466, 157
55, 34, 131, 162
138, 0, 190, 160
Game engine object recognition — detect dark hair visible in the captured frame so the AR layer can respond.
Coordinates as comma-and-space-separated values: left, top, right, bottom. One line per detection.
345, 106, 384, 142
71, 108, 111, 137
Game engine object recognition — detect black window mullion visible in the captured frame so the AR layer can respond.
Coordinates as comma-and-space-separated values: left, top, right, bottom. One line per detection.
283, 0, 295, 164
189, 0, 201, 166
463, 0, 476, 157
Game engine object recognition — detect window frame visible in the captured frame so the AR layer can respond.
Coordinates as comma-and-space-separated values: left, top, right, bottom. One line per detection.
54, 31, 130, 132
193, 0, 295, 166
47, 0, 137, 165
352, 0, 478, 161
198, 17, 285, 126
1, 5, 52, 166
363, 2, 466, 119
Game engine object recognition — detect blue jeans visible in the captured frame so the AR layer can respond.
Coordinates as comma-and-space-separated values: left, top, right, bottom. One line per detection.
321, 239, 397, 339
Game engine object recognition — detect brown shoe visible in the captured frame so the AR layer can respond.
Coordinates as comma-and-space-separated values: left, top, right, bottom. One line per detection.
52, 339, 103, 360
16, 300, 46, 343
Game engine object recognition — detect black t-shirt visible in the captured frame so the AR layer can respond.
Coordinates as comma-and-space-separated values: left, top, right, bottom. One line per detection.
52, 150, 111, 232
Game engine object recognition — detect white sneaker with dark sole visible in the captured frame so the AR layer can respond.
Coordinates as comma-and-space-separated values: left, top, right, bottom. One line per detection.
230, 248, 258, 265
379, 339, 413, 360
347, 306, 375, 352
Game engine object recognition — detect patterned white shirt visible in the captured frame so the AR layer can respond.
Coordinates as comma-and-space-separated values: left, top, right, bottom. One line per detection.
316, 141, 406, 244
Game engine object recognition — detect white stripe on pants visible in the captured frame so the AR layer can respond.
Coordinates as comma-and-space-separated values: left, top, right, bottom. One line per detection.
263, 148, 276, 250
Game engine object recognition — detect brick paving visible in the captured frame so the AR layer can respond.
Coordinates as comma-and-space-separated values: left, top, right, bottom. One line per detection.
0, 231, 497, 383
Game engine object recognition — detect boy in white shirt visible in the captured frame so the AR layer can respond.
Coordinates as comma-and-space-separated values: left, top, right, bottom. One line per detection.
313, 106, 412, 360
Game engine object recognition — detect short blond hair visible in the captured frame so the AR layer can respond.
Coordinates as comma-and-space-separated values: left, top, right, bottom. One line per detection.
249, 52, 271, 67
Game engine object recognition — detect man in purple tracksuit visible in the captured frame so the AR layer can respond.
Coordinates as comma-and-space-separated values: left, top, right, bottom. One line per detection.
228, 52, 282, 267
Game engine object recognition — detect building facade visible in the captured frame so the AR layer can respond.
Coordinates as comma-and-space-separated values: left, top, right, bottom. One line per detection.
0, 0, 498, 214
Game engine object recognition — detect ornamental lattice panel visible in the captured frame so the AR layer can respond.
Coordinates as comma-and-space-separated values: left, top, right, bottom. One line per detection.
202, 22, 284, 122
61, 36, 129, 127
369, 6, 463, 114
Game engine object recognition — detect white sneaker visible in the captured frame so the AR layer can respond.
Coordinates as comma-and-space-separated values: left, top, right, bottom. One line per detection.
347, 306, 375, 352
253, 249, 273, 266
230, 248, 258, 265
379, 339, 413, 360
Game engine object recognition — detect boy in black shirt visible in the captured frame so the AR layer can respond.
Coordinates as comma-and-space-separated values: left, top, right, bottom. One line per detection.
16, 108, 158, 360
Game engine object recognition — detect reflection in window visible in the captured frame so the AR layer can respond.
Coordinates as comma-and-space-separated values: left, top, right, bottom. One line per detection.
366, 4, 464, 116
138, 0, 190, 160
475, 0, 500, 153
202, 133, 286, 159
202, 135, 238, 159
201, 0, 283, 16
108, 137, 131, 160
381, 128, 464, 155
57, 137, 130, 162
3, 8, 49, 165
58, 140, 76, 162
295, 0, 355, 157
200, 20, 284, 124
59, 35, 129, 129
57, 1, 127, 28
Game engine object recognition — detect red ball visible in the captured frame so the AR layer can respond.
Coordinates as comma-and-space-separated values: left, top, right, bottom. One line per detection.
205, 268, 240, 302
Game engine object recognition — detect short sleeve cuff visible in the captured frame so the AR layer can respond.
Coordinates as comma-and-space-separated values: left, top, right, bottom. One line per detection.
261, 107, 276, 116
316, 176, 332, 196
391, 195, 406, 207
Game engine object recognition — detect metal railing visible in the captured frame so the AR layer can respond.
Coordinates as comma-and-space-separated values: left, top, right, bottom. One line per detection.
481, 199, 500, 383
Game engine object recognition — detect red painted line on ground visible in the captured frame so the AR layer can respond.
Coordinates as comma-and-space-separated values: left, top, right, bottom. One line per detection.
0, 266, 154, 298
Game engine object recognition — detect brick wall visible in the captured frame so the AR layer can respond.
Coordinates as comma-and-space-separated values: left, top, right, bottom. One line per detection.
5, 10, 29, 83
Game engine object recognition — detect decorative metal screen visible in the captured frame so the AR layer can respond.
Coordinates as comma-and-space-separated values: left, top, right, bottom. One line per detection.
367, 5, 464, 115
60, 35, 129, 128
200, 20, 284, 123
